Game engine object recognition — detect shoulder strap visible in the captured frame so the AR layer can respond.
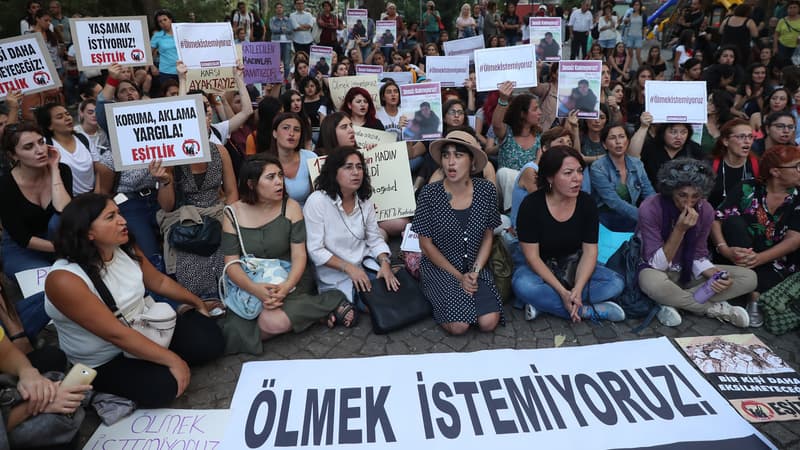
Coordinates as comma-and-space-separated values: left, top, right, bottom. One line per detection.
79, 263, 120, 316
224, 204, 249, 256
281, 196, 287, 217
74, 132, 91, 151
749, 153, 759, 176
210, 124, 223, 141
713, 157, 720, 174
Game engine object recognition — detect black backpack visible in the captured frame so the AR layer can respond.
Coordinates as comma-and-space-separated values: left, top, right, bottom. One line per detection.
210, 125, 244, 181
605, 235, 661, 332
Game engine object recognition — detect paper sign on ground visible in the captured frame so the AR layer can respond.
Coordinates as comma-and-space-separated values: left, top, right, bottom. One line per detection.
645, 80, 708, 124
221, 337, 775, 449
105, 95, 211, 171
69, 16, 150, 70
676, 334, 800, 423
375, 20, 397, 47
83, 409, 229, 450
355, 64, 382, 75
173, 22, 237, 69
0, 34, 62, 98
400, 222, 421, 252
15, 267, 51, 299
242, 41, 281, 84
530, 17, 562, 62
400, 82, 443, 141
474, 45, 537, 92
306, 142, 416, 221
309, 45, 334, 77
328, 74, 379, 110
346, 9, 369, 41
353, 126, 396, 148
443, 34, 484, 62
557, 60, 602, 119
424, 55, 469, 88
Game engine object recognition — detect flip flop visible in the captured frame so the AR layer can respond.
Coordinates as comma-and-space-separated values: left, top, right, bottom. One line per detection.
329, 300, 358, 329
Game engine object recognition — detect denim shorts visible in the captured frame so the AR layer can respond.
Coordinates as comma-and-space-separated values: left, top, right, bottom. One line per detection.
598, 38, 617, 49
624, 35, 643, 49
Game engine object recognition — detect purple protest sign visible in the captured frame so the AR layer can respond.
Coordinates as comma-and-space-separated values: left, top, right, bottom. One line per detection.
242, 41, 282, 84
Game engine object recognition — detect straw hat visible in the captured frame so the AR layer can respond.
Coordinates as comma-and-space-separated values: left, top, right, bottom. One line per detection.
429, 130, 488, 174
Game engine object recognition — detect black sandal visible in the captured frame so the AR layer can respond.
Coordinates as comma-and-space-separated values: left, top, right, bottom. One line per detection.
330, 300, 358, 328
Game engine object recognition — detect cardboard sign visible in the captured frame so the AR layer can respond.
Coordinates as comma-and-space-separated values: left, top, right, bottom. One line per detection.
105, 95, 211, 170
69, 16, 151, 70
242, 41, 281, 84
221, 337, 775, 449
399, 82, 443, 141
328, 74, 379, 110
645, 80, 708, 124
173, 22, 237, 69
375, 20, 397, 47
557, 60, 602, 119
0, 34, 61, 98
346, 9, 369, 41
353, 126, 396, 148
443, 35, 484, 62
309, 45, 334, 77
424, 55, 469, 88
474, 45, 537, 92
530, 17, 563, 62
400, 222, 421, 252
676, 334, 800, 423
83, 409, 229, 450
355, 64, 383, 75
14, 266, 51, 299
380, 71, 413, 86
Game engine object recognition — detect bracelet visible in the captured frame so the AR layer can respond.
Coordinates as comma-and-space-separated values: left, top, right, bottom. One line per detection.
715, 243, 728, 251
159, 179, 171, 187
472, 263, 481, 273
497, 98, 509, 107
9, 332, 27, 341
106, 76, 119, 87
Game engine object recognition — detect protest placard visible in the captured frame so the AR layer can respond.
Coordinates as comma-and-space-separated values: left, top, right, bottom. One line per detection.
309, 45, 334, 77
0, 34, 61, 98
474, 45, 537, 92
221, 337, 775, 449
380, 71, 413, 85
530, 17, 562, 62
84, 409, 228, 450
306, 142, 416, 221
676, 334, 800, 423
400, 82, 443, 141
328, 74, 379, 110
105, 95, 211, 171
645, 80, 707, 123
242, 41, 281, 84
557, 60, 602, 119
69, 16, 151, 70
354, 126, 396, 148
355, 64, 383, 75
424, 55, 469, 88
400, 222, 421, 252
346, 9, 369, 41
443, 35, 484, 62
375, 20, 397, 47
186, 67, 236, 92
15, 267, 51, 299
173, 22, 237, 69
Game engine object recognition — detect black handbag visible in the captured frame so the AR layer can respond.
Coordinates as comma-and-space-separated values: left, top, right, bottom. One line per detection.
545, 250, 582, 290
169, 215, 222, 256
359, 268, 432, 334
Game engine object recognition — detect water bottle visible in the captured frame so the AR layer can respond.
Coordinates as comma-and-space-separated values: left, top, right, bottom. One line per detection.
694, 271, 728, 304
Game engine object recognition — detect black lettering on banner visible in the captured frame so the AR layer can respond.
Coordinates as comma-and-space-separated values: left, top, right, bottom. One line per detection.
244, 380, 277, 448
417, 372, 435, 439
545, 374, 589, 427
623, 369, 674, 419
647, 366, 706, 417
575, 374, 617, 426
534, 371, 567, 429
338, 387, 361, 444
503, 376, 548, 432
453, 382, 483, 436
275, 390, 298, 446
432, 382, 460, 439
365, 386, 396, 443
597, 371, 654, 423
479, 379, 518, 434
301, 389, 335, 446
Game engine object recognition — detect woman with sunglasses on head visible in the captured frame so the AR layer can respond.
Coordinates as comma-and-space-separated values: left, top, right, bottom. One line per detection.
708, 119, 759, 207
711, 145, 800, 328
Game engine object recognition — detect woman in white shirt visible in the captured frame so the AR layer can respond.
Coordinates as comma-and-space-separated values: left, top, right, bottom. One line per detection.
73, 99, 109, 153
597, 4, 618, 58
36, 103, 99, 195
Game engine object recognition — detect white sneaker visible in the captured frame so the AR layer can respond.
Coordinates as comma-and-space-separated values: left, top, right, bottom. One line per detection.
524, 304, 538, 321
706, 302, 749, 328
657, 306, 682, 327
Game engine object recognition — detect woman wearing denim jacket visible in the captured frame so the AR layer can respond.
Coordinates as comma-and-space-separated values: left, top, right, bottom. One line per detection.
590, 124, 656, 232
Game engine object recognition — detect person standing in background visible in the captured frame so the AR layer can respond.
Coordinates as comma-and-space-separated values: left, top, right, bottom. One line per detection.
290, 0, 314, 56
232, 2, 254, 42
482, 1, 501, 46
568, 0, 593, 60
271, 3, 293, 80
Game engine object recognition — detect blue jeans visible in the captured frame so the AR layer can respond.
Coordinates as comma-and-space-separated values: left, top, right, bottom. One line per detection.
118, 192, 164, 272
512, 261, 624, 319
280, 42, 292, 79
599, 211, 638, 232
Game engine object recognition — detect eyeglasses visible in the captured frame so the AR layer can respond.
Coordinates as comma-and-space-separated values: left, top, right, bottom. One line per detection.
777, 163, 800, 172
447, 109, 465, 116
771, 123, 796, 131
729, 133, 754, 141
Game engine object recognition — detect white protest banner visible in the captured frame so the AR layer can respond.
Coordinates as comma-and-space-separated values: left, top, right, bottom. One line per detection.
0, 34, 61, 99
400, 222, 421, 252
69, 16, 151, 70
221, 337, 775, 449
424, 55, 469, 88
105, 95, 211, 171
474, 45, 537, 92
380, 71, 413, 86
530, 17, 562, 62
15, 267, 51, 299
645, 80, 707, 124
443, 35, 484, 62
173, 22, 237, 69
676, 334, 800, 423
346, 9, 369, 41
306, 142, 416, 221
400, 82, 443, 141
83, 409, 229, 450
355, 64, 383, 75
328, 74, 379, 110
354, 126, 397, 148
557, 60, 602, 119
309, 45, 334, 77
375, 20, 397, 47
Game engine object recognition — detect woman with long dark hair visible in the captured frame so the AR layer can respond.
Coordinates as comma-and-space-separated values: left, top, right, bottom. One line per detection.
340, 87, 385, 130
36, 103, 98, 195
268, 112, 316, 205
245, 97, 282, 156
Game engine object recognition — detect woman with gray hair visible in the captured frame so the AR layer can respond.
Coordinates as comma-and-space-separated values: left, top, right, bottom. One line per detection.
637, 158, 757, 328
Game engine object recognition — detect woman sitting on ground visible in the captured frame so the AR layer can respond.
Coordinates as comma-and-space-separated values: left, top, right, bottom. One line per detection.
44, 193, 224, 407
412, 130, 503, 335
708, 118, 759, 207
711, 145, 800, 328
221, 155, 351, 349
512, 146, 626, 323
316, 112, 356, 156
637, 158, 757, 328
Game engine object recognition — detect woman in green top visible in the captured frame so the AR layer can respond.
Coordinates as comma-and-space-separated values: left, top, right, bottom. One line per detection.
422, 1, 442, 44
221, 155, 353, 346
774, 0, 800, 63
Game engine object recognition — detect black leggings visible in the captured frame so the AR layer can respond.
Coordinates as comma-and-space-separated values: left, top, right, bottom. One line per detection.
92, 311, 224, 408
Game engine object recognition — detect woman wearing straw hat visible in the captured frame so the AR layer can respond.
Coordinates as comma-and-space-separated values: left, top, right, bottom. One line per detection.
411, 129, 503, 335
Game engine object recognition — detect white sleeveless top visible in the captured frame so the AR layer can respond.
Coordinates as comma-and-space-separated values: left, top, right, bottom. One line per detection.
44, 248, 145, 367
